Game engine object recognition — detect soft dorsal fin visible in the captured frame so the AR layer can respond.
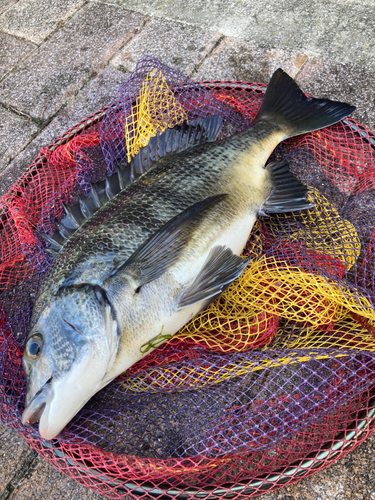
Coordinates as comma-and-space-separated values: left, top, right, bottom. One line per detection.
105, 194, 227, 289
178, 246, 250, 309
260, 160, 314, 215
40, 115, 223, 254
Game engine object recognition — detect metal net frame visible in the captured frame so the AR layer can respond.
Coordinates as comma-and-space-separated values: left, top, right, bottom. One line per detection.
1, 56, 375, 498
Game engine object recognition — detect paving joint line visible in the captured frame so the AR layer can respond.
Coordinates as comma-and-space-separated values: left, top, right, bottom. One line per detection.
0, 0, 89, 47
0, 27, 37, 46
0, 101, 36, 124
0, 6, 150, 173
0, 98, 71, 169
33, 0, 90, 47
0, 10, 221, 171
0, 28, 37, 47
95, 0, 222, 32
0, 42, 39, 85
0, 449, 40, 500
189, 34, 225, 79
294, 56, 310, 80
106, 13, 152, 68
0, 1, 90, 85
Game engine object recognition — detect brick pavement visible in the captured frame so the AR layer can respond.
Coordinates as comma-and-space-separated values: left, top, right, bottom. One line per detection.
0, 1, 374, 499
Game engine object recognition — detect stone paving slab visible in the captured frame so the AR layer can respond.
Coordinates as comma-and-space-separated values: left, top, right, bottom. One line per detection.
0, 2, 146, 122
110, 16, 222, 76
0, 420, 106, 500
0, 106, 39, 165
98, 0, 375, 67
8, 454, 105, 500
0, 32, 36, 81
193, 36, 307, 82
0, 67, 127, 197
0, 0, 85, 44
0, 423, 31, 489
0, 0, 16, 16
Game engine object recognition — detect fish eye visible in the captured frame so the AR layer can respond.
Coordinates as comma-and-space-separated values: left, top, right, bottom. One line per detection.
25, 334, 43, 360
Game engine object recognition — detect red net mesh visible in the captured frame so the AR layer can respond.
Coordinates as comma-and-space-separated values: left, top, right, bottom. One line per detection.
1, 56, 375, 498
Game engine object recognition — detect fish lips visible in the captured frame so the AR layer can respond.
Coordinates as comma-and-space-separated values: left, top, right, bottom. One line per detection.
22, 381, 54, 428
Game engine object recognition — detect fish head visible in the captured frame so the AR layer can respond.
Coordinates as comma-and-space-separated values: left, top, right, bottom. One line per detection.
22, 285, 118, 440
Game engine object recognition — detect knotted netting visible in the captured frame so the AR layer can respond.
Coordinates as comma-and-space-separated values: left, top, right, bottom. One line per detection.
1, 56, 375, 498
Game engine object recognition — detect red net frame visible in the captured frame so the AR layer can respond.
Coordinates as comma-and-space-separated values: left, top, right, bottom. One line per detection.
0, 78, 374, 499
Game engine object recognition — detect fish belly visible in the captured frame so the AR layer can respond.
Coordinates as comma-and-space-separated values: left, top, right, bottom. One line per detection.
158, 211, 257, 336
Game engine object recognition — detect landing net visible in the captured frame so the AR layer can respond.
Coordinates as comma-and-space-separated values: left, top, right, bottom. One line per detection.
1, 56, 375, 498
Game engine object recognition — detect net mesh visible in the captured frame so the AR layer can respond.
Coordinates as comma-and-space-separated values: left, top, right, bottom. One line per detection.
1, 56, 375, 498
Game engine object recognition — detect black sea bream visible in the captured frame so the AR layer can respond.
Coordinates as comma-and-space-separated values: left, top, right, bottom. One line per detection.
22, 69, 355, 439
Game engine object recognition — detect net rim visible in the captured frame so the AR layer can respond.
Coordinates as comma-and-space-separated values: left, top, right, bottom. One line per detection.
2, 79, 375, 498
38, 391, 375, 498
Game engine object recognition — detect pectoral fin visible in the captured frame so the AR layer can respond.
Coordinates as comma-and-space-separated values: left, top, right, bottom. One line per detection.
178, 246, 250, 309
111, 194, 228, 288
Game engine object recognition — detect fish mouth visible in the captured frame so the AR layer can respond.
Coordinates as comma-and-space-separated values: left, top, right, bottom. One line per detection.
22, 381, 53, 427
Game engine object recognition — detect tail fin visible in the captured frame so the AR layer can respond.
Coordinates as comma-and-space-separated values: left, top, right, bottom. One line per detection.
254, 68, 355, 137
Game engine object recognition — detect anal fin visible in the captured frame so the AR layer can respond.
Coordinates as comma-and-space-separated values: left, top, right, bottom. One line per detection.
178, 246, 250, 309
261, 160, 314, 214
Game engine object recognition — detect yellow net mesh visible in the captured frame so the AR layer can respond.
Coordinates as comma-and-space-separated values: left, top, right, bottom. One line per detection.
121, 311, 375, 393
124, 69, 187, 162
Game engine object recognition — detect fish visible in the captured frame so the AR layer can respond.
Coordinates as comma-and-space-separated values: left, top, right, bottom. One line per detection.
21, 68, 355, 440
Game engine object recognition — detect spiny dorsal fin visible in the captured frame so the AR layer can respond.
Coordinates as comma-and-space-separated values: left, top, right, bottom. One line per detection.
260, 160, 314, 214
62, 203, 80, 228
117, 115, 223, 185
36, 229, 63, 251
107, 194, 228, 289
178, 246, 250, 309
40, 116, 224, 256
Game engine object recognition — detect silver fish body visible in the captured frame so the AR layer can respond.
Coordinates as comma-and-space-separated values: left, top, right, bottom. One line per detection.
22, 69, 355, 439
